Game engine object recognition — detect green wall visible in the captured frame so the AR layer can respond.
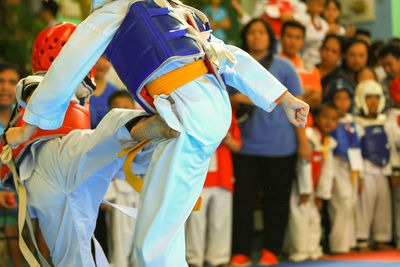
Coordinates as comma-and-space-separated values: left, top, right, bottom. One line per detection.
392, 0, 400, 38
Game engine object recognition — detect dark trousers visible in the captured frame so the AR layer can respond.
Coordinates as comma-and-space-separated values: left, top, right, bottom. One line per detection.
232, 153, 297, 256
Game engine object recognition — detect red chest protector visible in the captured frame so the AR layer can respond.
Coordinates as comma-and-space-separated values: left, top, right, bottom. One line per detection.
1, 102, 91, 182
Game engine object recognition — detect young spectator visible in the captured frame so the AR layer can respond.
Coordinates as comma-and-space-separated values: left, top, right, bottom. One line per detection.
40, 0, 58, 28
185, 113, 241, 267
355, 28, 371, 45
90, 55, 119, 129
230, 0, 308, 37
286, 103, 339, 261
356, 67, 377, 85
280, 20, 323, 125
322, 0, 342, 34
317, 33, 352, 100
342, 38, 370, 85
386, 77, 400, 249
296, 0, 329, 66
229, 19, 307, 266
378, 42, 400, 110
0, 62, 21, 267
104, 90, 140, 267
202, 0, 231, 42
327, 79, 362, 254
370, 40, 387, 82
354, 80, 393, 251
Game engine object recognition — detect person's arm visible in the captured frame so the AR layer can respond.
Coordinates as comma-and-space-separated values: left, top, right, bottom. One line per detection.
222, 45, 309, 127
315, 141, 335, 200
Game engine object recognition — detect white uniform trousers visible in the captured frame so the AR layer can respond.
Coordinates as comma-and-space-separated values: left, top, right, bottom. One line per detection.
356, 160, 392, 242
105, 180, 140, 267
286, 181, 323, 262
328, 157, 357, 253
185, 187, 232, 267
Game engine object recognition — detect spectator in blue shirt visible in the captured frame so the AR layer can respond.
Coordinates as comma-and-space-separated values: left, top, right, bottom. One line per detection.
229, 18, 310, 266
202, 0, 231, 42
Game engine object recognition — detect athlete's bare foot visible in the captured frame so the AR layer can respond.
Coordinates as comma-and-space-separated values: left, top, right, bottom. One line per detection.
130, 114, 180, 141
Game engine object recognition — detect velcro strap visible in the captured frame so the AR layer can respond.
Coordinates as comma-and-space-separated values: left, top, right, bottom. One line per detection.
146, 59, 208, 98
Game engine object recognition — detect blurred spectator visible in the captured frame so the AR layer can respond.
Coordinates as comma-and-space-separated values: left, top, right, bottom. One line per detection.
341, 38, 370, 85
229, 19, 307, 266
386, 77, 400, 250
0, 62, 21, 267
378, 42, 400, 109
104, 90, 140, 267
285, 103, 339, 262
317, 33, 352, 101
203, 0, 231, 42
90, 55, 119, 129
280, 20, 322, 124
296, 0, 329, 66
354, 80, 393, 251
355, 28, 371, 45
40, 0, 58, 28
370, 40, 386, 82
356, 67, 377, 85
323, 0, 355, 37
186, 114, 241, 267
230, 0, 307, 37
327, 79, 361, 254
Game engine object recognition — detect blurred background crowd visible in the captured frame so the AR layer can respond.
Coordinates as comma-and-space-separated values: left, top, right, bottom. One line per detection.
1, 0, 400, 266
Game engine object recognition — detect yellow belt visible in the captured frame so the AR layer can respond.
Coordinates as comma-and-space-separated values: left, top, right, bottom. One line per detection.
120, 59, 209, 211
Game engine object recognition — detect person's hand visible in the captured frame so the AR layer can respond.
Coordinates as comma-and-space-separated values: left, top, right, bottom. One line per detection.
280, 12, 294, 22
299, 194, 310, 205
391, 176, 400, 187
5, 123, 37, 149
280, 92, 309, 128
315, 198, 323, 211
345, 25, 356, 37
130, 114, 180, 141
0, 191, 17, 210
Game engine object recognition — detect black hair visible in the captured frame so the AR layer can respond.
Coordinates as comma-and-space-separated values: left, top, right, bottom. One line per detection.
370, 40, 386, 66
108, 90, 134, 108
314, 102, 339, 118
41, 0, 59, 17
0, 62, 22, 78
355, 28, 371, 38
325, 0, 341, 10
281, 20, 306, 38
240, 18, 276, 69
378, 42, 400, 60
390, 38, 400, 46
321, 33, 345, 53
342, 37, 371, 71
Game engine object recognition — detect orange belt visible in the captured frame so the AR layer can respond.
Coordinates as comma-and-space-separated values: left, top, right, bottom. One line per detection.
120, 60, 210, 211
146, 59, 209, 97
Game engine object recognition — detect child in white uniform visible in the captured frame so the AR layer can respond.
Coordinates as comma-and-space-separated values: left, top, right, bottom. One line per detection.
385, 77, 400, 249
286, 103, 339, 262
327, 79, 362, 253
354, 80, 393, 250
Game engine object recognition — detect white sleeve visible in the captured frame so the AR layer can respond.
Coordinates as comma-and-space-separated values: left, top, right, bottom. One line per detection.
23, 1, 129, 130
297, 160, 313, 195
315, 149, 334, 199
222, 45, 287, 112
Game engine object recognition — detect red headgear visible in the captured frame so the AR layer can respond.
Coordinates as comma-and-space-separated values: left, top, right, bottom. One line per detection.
31, 22, 77, 74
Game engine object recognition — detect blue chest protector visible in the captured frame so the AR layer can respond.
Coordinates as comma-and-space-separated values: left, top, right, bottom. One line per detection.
105, 0, 209, 113
330, 122, 361, 161
361, 125, 390, 167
